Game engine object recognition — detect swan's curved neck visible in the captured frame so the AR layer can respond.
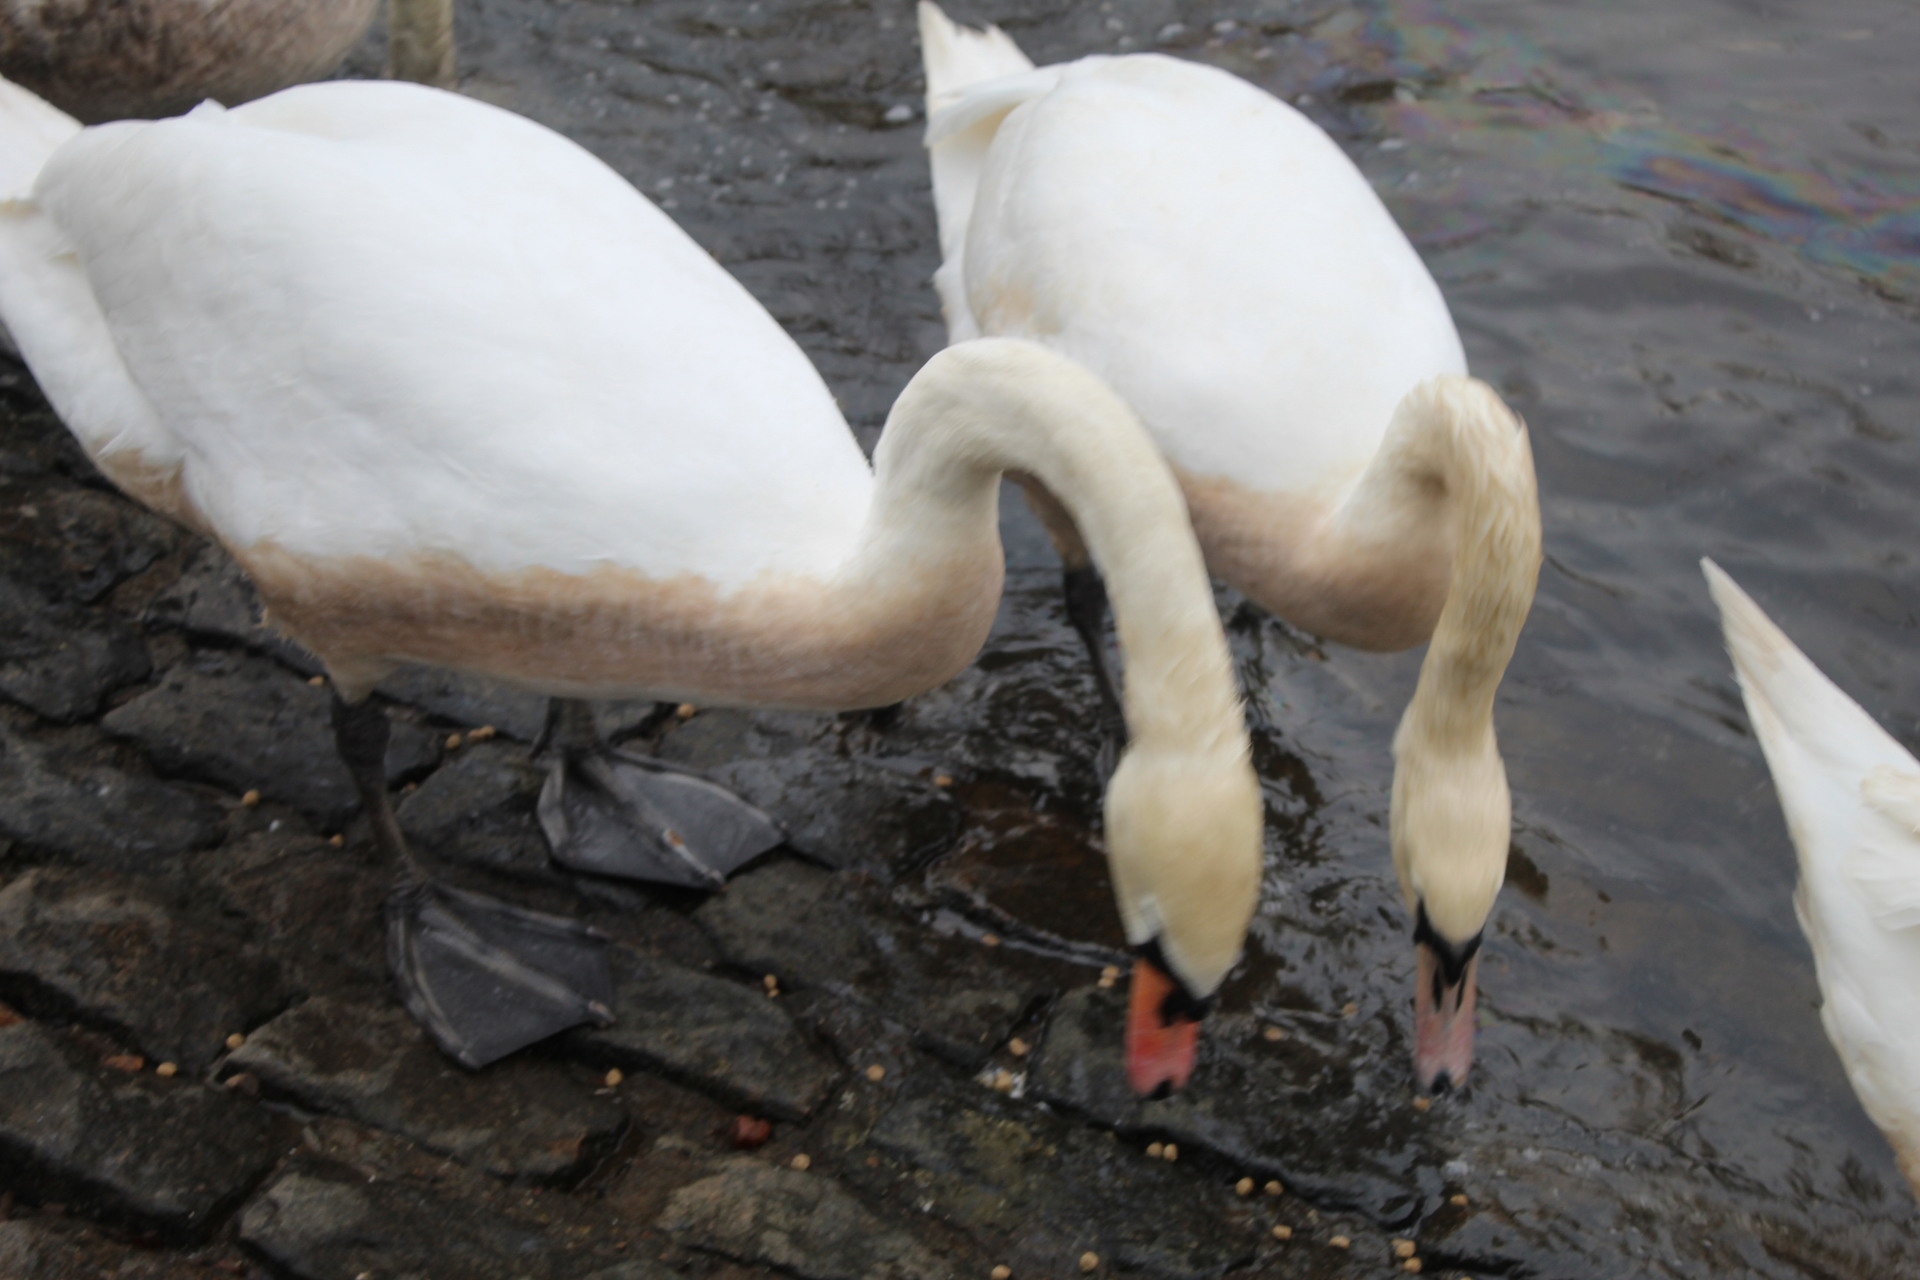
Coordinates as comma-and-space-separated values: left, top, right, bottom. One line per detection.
1377, 377, 1540, 750
858, 339, 1247, 756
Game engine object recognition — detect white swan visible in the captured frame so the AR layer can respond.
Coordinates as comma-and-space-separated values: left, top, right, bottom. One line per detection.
1704, 560, 1920, 1199
0, 75, 1260, 1087
0, 0, 452, 123
917, 4, 1541, 1091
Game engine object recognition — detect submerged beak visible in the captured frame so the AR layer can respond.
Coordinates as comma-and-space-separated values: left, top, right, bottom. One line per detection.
1414, 943, 1479, 1093
1125, 954, 1203, 1098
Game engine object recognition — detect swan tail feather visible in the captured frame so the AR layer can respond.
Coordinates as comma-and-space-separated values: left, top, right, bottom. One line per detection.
1703, 559, 1920, 925
0, 89, 187, 515
919, 2, 1034, 115
0, 76, 80, 203
917, 3, 1045, 345
0, 76, 82, 357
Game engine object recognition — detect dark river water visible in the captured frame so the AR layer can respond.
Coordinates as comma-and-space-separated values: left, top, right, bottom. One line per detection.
350, 0, 1915, 1273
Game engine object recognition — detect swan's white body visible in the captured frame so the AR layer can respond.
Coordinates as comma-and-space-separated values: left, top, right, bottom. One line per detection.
919, 6, 1541, 1089
2, 81, 867, 587
923, 41, 1464, 500
0, 75, 1263, 1062
1705, 561, 1920, 1197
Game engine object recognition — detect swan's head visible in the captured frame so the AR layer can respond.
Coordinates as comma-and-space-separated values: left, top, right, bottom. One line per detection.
1390, 724, 1510, 1094
1104, 739, 1263, 1098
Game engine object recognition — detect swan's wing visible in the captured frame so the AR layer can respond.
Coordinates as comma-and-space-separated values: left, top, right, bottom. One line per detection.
918, 3, 1046, 343
0, 77, 78, 201
1703, 559, 1920, 1182
0, 77, 189, 519
941, 51, 1464, 493
1856, 768, 1920, 930
14, 82, 872, 588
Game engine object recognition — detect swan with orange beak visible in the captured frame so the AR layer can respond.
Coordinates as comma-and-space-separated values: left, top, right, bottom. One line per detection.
916, 4, 1540, 1095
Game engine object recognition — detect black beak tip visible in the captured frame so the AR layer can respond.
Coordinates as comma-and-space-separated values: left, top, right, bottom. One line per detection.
1146, 1080, 1173, 1102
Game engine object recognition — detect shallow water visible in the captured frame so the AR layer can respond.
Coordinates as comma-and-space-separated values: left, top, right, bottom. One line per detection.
365, 0, 1920, 1268
281, 0, 1920, 1272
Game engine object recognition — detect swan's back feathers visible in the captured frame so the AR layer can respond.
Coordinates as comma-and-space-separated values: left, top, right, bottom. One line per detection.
7, 80, 872, 589
919, 34, 1464, 493
1703, 559, 1920, 1191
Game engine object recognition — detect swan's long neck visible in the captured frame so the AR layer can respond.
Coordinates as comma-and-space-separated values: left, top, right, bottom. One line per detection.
859, 339, 1247, 759
1360, 376, 1539, 943
1375, 377, 1541, 751
863, 339, 1259, 995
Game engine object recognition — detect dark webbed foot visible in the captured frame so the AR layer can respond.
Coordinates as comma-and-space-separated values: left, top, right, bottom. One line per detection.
335, 690, 616, 1069
538, 745, 784, 887
387, 879, 614, 1069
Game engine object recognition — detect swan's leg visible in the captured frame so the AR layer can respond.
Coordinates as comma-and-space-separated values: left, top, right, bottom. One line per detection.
1063, 566, 1129, 770
331, 693, 613, 1069
537, 698, 785, 887
1014, 475, 1128, 767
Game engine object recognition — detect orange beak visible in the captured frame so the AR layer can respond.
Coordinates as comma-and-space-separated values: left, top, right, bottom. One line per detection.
1414, 943, 1479, 1093
1125, 955, 1202, 1097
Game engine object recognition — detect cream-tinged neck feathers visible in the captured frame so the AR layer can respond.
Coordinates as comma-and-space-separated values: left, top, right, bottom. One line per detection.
875, 341, 1263, 995
1372, 377, 1541, 944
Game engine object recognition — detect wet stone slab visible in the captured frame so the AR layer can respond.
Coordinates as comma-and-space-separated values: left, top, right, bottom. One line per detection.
0, 1217, 226, 1279
237, 1117, 643, 1280
101, 649, 440, 827
0, 485, 179, 606
0, 574, 149, 722
240, 1153, 571, 1280
378, 664, 550, 742
397, 739, 556, 883
695, 857, 1072, 1068
564, 944, 840, 1121
225, 991, 626, 1184
0, 865, 291, 1072
855, 1078, 1367, 1280
655, 709, 962, 874
144, 542, 322, 675
0, 1019, 279, 1239
188, 829, 388, 995
658, 1156, 954, 1280
0, 716, 224, 870
1029, 987, 1431, 1225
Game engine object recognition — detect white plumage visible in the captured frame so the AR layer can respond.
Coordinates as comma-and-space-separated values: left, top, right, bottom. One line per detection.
1704, 559, 1920, 1198
925, 44, 1464, 493
4, 82, 870, 590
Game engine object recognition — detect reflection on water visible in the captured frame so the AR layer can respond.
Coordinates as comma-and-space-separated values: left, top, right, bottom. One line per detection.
1608, 134, 1920, 303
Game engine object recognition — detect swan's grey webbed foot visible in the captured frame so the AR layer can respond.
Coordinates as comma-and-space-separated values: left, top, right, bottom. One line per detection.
536, 699, 784, 887
387, 880, 613, 1069
1063, 566, 1129, 775
332, 692, 616, 1069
